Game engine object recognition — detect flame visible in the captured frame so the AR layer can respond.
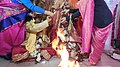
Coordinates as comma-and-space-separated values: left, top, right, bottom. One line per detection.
52, 38, 59, 50
58, 45, 69, 67
57, 28, 66, 42
58, 44, 80, 67
52, 28, 80, 67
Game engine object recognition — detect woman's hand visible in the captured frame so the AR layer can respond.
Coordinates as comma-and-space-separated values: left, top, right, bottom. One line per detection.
46, 16, 52, 22
44, 11, 54, 17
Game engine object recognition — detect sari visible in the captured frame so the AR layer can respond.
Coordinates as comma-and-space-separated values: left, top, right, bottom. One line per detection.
0, 0, 28, 56
77, 0, 113, 65
111, 2, 120, 49
114, 2, 120, 40
77, 0, 94, 53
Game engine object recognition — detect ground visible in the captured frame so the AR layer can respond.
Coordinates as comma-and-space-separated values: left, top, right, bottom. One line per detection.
0, 53, 119, 67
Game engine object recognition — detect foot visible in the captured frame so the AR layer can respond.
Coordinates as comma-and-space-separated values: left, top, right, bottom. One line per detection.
82, 60, 96, 66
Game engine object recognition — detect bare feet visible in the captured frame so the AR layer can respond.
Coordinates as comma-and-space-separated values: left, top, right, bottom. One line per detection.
82, 61, 96, 66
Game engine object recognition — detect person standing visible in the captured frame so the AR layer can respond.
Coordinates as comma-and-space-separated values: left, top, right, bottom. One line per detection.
65, 0, 113, 65
76, 0, 113, 65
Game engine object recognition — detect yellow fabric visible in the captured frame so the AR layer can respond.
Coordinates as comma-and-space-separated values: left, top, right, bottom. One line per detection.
25, 19, 49, 53
26, 20, 49, 33
32, 20, 49, 32
26, 19, 35, 33
26, 19, 36, 53
26, 33, 36, 53
30, 20, 35, 26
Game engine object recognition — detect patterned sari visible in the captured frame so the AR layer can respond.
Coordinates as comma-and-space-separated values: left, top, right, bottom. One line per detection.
0, 0, 28, 56
113, 2, 120, 40
111, 2, 120, 49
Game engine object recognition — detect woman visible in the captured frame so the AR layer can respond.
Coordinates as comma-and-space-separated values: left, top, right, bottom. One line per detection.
0, 0, 53, 60
67, 0, 113, 65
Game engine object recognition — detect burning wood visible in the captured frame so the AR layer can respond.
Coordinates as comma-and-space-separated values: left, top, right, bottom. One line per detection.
52, 27, 81, 67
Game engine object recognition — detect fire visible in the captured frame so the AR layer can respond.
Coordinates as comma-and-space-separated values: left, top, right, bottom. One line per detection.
52, 38, 59, 50
58, 44, 80, 67
58, 44, 69, 67
57, 28, 66, 42
52, 28, 80, 67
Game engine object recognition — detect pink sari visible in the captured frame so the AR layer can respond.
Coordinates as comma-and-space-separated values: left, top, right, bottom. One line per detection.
89, 23, 113, 65
77, 0, 113, 65
0, 0, 28, 56
77, 0, 94, 53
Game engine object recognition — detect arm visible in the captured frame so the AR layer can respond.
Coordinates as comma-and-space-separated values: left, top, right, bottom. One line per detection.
69, 9, 79, 13
72, 10, 81, 21
20, 0, 45, 14
20, 0, 53, 16
27, 16, 51, 33
66, 10, 81, 23
30, 20, 49, 32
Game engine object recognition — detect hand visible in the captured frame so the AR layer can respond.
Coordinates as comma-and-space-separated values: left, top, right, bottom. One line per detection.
60, 17, 67, 24
46, 16, 52, 22
29, 13, 36, 17
45, 11, 54, 17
